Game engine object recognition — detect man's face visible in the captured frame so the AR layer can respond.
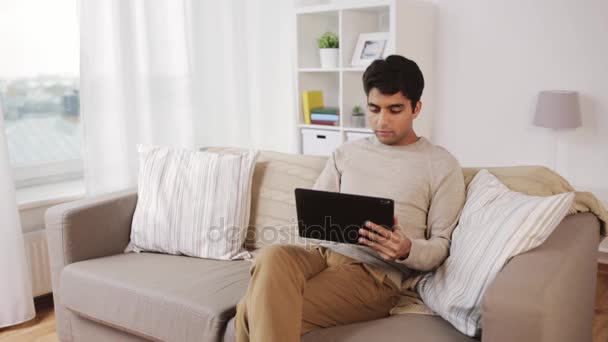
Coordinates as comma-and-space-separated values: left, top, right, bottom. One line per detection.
367, 88, 422, 146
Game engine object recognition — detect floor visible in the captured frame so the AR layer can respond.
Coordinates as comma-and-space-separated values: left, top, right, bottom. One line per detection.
0, 296, 56, 342
594, 263, 608, 341
1, 264, 608, 342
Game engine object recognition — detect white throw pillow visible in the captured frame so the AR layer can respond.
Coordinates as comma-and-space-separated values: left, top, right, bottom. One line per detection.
127, 145, 258, 260
418, 169, 575, 337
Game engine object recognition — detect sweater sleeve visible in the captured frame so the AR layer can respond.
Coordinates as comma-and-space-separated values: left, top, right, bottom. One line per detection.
396, 152, 466, 271
312, 150, 342, 192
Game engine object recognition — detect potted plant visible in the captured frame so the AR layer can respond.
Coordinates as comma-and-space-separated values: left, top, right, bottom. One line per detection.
351, 105, 366, 128
318, 31, 339, 69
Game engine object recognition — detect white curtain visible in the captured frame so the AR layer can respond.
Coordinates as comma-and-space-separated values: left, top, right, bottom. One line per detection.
81, 0, 297, 195
0, 108, 35, 328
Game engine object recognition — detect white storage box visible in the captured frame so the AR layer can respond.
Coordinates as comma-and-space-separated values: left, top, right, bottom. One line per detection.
345, 131, 373, 142
301, 128, 341, 156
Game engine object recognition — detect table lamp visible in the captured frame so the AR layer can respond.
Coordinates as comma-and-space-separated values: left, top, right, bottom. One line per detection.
533, 90, 582, 173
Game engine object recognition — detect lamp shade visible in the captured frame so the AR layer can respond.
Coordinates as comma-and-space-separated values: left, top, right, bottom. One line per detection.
533, 90, 582, 129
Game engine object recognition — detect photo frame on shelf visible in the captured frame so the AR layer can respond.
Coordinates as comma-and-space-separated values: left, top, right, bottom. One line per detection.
351, 32, 390, 67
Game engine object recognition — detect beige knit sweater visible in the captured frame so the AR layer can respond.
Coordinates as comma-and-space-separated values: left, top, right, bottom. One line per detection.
312, 135, 466, 292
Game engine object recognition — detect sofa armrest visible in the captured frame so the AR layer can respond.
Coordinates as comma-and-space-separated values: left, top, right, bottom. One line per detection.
482, 212, 600, 342
45, 188, 138, 341
45, 188, 138, 266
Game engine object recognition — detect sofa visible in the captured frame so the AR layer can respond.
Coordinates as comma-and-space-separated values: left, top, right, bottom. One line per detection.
45, 149, 601, 342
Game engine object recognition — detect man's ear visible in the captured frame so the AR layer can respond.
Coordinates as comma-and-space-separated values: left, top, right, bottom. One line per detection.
412, 101, 422, 119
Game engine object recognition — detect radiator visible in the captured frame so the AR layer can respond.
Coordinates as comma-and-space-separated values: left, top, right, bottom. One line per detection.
24, 230, 52, 297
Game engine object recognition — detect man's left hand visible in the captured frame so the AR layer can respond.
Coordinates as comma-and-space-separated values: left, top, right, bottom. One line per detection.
358, 216, 412, 261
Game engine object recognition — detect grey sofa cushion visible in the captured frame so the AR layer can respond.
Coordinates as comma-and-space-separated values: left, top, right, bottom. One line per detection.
222, 314, 477, 342
60, 252, 251, 342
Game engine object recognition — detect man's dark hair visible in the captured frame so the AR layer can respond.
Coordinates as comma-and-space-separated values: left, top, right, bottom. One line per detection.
362, 55, 424, 111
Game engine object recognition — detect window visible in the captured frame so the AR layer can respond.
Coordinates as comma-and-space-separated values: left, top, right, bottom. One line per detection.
0, 0, 81, 189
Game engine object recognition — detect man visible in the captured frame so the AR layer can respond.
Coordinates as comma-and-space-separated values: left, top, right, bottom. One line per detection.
235, 55, 466, 342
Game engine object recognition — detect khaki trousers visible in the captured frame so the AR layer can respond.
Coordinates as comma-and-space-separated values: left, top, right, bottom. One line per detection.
235, 244, 401, 342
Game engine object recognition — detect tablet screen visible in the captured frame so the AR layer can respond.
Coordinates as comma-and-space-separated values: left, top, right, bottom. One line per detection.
295, 188, 394, 244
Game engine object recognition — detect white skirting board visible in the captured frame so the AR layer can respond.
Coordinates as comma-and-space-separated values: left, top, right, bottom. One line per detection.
23, 230, 52, 297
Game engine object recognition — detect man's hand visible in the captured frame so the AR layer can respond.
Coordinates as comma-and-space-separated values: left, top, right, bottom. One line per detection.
358, 216, 412, 261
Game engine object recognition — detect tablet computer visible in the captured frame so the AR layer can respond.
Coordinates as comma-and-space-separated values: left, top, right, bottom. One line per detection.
294, 188, 394, 244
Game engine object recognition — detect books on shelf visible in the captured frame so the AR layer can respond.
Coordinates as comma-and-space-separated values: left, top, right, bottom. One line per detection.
311, 113, 339, 121
310, 106, 339, 126
310, 120, 338, 126
301, 90, 324, 125
302, 90, 340, 126
311, 107, 339, 120
311, 107, 339, 114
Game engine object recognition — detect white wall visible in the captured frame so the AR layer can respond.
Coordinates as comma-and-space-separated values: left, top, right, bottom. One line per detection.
429, 0, 608, 203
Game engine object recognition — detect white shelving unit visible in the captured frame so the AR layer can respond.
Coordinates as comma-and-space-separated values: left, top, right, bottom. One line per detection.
294, 0, 436, 156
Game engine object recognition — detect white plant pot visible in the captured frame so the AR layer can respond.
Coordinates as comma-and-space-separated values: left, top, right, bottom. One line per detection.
352, 115, 366, 128
319, 48, 339, 69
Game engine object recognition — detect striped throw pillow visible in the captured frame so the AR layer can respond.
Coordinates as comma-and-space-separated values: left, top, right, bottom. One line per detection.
418, 169, 575, 337
127, 145, 258, 260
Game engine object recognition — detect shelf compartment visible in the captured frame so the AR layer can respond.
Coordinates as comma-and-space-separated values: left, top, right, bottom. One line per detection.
341, 71, 368, 128
297, 72, 340, 125
341, 5, 390, 69
297, 11, 339, 69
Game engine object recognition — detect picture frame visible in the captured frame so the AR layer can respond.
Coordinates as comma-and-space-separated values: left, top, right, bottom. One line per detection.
351, 32, 390, 67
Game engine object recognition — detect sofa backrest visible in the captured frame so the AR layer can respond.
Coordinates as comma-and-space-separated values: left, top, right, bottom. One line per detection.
246, 150, 330, 250
205, 147, 328, 250
205, 147, 586, 251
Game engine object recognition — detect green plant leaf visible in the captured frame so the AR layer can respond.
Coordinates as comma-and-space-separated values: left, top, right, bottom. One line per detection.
317, 31, 339, 49
352, 105, 364, 115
